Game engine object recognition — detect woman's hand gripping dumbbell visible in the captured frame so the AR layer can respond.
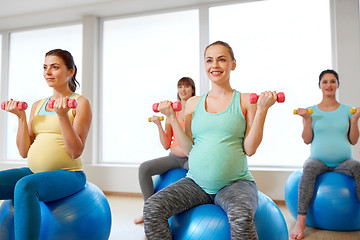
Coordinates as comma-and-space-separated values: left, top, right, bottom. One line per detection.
249, 92, 285, 104
1, 101, 28, 111
47, 99, 78, 109
148, 116, 164, 122
294, 108, 313, 115
152, 101, 182, 113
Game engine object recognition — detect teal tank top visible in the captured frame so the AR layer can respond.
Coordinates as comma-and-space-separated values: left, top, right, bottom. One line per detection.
186, 90, 254, 194
309, 104, 353, 167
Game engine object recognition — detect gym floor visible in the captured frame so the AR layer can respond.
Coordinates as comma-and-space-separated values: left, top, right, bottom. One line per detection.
105, 193, 360, 240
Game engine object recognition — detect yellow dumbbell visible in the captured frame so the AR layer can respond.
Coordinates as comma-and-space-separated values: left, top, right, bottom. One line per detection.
293, 108, 313, 115
148, 116, 164, 122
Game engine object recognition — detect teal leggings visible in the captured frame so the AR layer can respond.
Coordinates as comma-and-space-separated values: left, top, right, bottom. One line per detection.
0, 167, 86, 240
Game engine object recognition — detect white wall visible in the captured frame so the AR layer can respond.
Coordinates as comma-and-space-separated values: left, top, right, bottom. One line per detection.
0, 0, 359, 200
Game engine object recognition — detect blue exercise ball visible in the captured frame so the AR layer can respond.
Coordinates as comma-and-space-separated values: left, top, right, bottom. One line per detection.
285, 170, 360, 231
170, 204, 230, 240
255, 191, 288, 240
0, 182, 112, 240
154, 169, 288, 240
153, 168, 187, 192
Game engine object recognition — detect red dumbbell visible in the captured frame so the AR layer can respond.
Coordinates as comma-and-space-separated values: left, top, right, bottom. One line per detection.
249, 92, 285, 104
1, 101, 28, 111
47, 99, 78, 109
152, 101, 182, 113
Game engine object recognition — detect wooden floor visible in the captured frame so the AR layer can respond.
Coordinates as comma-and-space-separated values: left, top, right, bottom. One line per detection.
106, 193, 360, 240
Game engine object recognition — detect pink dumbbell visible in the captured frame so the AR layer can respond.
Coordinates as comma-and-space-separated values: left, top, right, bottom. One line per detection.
249, 92, 285, 104
152, 101, 182, 113
1, 101, 28, 111
47, 99, 78, 109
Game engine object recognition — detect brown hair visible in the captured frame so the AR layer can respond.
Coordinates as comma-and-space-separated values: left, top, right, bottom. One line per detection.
204, 41, 235, 60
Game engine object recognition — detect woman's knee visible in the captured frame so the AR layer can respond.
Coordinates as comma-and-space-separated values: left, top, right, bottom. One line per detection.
14, 177, 37, 198
303, 159, 328, 175
139, 161, 153, 177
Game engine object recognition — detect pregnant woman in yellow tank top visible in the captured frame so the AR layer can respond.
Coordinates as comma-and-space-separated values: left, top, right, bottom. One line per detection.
0, 49, 92, 240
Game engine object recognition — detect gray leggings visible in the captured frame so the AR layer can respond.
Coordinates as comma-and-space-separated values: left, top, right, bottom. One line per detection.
143, 177, 258, 240
298, 158, 360, 215
138, 153, 188, 201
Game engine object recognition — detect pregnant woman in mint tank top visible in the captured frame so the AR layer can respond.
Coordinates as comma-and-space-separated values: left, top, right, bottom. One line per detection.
291, 69, 360, 240
143, 41, 279, 240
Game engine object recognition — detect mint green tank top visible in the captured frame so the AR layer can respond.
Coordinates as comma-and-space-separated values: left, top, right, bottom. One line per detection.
186, 90, 254, 194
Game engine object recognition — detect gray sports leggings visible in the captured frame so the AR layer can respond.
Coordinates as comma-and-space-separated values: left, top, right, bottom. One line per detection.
143, 177, 258, 240
138, 153, 188, 201
298, 158, 360, 215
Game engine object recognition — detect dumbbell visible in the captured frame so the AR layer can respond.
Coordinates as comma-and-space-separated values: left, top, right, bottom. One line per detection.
293, 108, 313, 115
1, 101, 28, 111
47, 99, 78, 109
148, 116, 164, 122
152, 101, 182, 113
249, 92, 285, 104
350, 108, 357, 114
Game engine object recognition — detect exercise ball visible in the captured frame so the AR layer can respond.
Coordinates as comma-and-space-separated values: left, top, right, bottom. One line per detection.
153, 168, 187, 192
0, 182, 112, 240
285, 170, 360, 231
170, 204, 230, 240
255, 191, 288, 240
154, 169, 288, 240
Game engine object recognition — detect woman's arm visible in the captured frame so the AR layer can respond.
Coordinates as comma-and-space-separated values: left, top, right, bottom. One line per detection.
242, 92, 277, 156
3, 100, 37, 158
158, 97, 199, 156
297, 108, 313, 144
349, 107, 360, 145
55, 96, 92, 159
151, 116, 172, 150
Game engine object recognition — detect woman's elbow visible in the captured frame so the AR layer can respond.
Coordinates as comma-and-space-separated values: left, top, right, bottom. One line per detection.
71, 153, 82, 159
20, 152, 28, 159
245, 148, 257, 157
70, 148, 83, 159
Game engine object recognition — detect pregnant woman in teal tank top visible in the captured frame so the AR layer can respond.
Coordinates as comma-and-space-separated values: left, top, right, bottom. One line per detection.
291, 69, 360, 239
143, 41, 279, 240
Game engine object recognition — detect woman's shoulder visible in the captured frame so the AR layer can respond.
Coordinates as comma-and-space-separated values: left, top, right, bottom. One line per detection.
74, 94, 91, 107
32, 98, 46, 110
185, 96, 201, 114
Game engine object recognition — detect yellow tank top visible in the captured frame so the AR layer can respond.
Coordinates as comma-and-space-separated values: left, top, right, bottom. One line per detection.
27, 94, 82, 173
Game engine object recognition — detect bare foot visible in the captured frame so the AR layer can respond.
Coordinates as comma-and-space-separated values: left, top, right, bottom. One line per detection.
134, 215, 144, 224
290, 215, 306, 239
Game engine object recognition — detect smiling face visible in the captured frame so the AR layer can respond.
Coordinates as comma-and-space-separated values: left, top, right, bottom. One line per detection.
178, 84, 194, 101
204, 44, 236, 84
319, 73, 339, 96
43, 55, 74, 89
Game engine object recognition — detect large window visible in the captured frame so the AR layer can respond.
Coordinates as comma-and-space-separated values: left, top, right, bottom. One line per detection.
209, 0, 332, 167
7, 25, 82, 160
102, 10, 200, 163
